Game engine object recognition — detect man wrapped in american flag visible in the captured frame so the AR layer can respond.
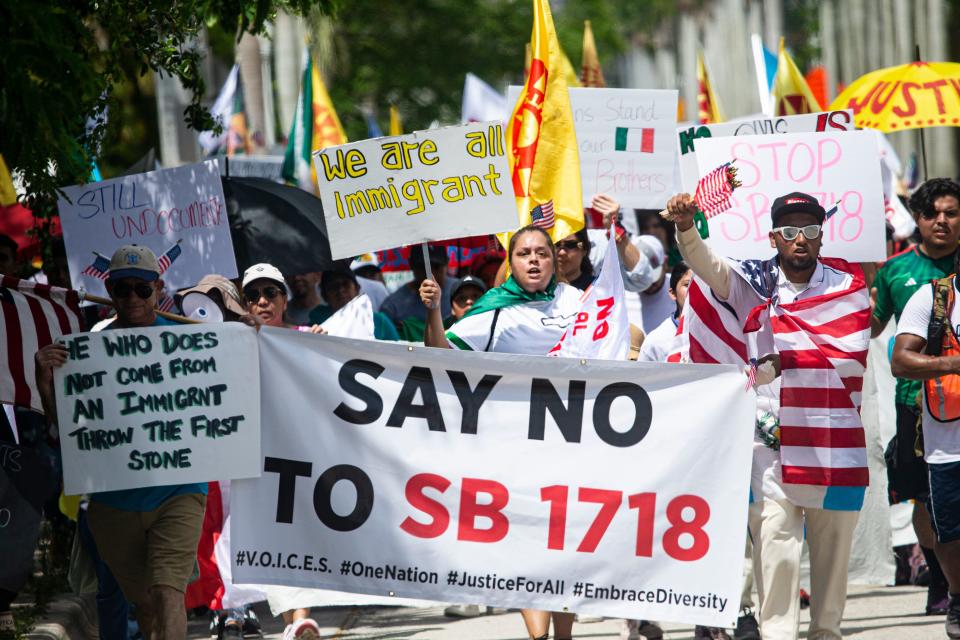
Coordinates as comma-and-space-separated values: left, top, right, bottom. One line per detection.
663, 192, 870, 640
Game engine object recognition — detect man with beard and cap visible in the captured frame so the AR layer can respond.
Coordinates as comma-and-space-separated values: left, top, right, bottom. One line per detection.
664, 192, 870, 640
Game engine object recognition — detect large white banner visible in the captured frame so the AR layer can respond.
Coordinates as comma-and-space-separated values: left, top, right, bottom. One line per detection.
313, 122, 516, 259
58, 160, 237, 294
231, 329, 755, 626
508, 87, 678, 209
694, 129, 885, 261
677, 110, 855, 193
56, 324, 261, 494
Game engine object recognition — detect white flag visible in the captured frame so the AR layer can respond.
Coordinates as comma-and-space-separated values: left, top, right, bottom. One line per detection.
461, 73, 508, 123
548, 227, 629, 360
198, 64, 240, 154
320, 294, 375, 339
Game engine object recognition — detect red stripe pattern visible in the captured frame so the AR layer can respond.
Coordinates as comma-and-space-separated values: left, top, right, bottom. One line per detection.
0, 275, 83, 411
530, 200, 555, 229
694, 163, 736, 218
671, 258, 870, 487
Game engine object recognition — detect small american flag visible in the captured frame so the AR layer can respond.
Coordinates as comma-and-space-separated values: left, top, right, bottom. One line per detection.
694, 162, 740, 218
157, 241, 183, 274
0, 275, 83, 411
157, 292, 177, 313
530, 200, 555, 229
81, 253, 111, 280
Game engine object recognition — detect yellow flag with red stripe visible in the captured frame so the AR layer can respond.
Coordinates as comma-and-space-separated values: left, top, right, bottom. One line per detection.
696, 51, 724, 124
772, 38, 820, 116
500, 0, 583, 249
309, 63, 348, 189
0, 154, 17, 206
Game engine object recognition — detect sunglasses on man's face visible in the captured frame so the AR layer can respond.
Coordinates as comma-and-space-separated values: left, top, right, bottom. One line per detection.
555, 240, 582, 251
112, 281, 155, 299
773, 224, 822, 242
244, 286, 283, 302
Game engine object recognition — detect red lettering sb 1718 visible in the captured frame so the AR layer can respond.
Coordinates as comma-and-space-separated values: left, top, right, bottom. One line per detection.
264, 458, 710, 563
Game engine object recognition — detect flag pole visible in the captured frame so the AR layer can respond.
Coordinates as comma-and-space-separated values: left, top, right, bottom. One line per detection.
420, 243, 436, 309
79, 292, 199, 324
915, 44, 929, 181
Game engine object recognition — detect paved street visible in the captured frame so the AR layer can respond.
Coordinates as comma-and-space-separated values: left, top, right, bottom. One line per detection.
186, 585, 947, 639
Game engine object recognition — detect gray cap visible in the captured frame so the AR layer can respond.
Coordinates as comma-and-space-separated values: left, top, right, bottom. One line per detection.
108, 245, 160, 281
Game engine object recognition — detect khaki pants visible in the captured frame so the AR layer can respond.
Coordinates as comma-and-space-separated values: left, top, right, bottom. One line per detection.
748, 498, 859, 640
88, 493, 206, 604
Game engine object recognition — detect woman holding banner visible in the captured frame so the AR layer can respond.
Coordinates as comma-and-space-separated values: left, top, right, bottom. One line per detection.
421, 224, 582, 640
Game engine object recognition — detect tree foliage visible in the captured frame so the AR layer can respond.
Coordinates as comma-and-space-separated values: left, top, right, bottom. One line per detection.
324, 0, 681, 141
0, 0, 334, 224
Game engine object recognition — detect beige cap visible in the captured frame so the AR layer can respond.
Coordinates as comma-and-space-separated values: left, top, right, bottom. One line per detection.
241, 263, 286, 289
177, 275, 245, 317
108, 245, 160, 281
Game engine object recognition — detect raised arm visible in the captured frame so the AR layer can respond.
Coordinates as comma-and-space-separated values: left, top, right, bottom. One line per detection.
420, 279, 451, 349
665, 194, 732, 300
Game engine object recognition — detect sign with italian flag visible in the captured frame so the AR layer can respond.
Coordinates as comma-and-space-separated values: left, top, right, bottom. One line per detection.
507, 87, 678, 210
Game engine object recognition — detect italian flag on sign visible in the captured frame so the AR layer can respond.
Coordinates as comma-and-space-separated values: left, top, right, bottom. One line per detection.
614, 127, 655, 153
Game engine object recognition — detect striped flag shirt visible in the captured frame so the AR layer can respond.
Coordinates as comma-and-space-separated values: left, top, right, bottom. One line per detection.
0, 276, 83, 411
694, 163, 736, 218
530, 200, 555, 229
671, 257, 870, 487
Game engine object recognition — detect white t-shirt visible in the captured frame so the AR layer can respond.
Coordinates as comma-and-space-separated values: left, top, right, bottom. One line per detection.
638, 314, 678, 362
896, 282, 960, 463
639, 282, 674, 333
445, 283, 582, 355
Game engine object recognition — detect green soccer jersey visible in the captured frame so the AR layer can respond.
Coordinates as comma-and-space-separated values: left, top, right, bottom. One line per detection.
873, 245, 957, 406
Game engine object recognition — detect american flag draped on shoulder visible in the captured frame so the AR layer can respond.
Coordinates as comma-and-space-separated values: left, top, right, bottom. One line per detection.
669, 258, 870, 487
0, 276, 83, 411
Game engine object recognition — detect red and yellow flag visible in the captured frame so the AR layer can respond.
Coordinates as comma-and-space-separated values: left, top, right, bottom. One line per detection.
580, 20, 605, 88
772, 38, 820, 116
501, 0, 583, 247
696, 51, 723, 124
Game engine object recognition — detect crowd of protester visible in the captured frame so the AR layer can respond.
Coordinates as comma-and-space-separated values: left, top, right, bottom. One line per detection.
4, 178, 960, 640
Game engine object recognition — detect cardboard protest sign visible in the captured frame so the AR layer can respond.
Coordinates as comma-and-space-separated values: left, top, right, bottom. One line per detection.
232, 329, 755, 627
693, 130, 885, 262
58, 160, 237, 295
677, 110, 855, 193
55, 323, 260, 494
508, 87, 678, 209
313, 122, 516, 260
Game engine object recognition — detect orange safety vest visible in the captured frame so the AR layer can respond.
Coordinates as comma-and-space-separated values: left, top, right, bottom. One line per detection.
924, 276, 960, 422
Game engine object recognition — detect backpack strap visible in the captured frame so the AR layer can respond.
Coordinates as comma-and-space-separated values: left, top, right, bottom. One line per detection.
926, 276, 955, 356
483, 308, 502, 352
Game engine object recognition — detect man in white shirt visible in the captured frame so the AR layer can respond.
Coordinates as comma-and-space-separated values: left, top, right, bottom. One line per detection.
638, 262, 690, 362
892, 264, 960, 640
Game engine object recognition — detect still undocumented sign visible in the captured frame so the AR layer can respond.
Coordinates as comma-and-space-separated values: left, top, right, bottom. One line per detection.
313, 122, 516, 259
57, 160, 238, 294
55, 324, 260, 495
231, 329, 754, 626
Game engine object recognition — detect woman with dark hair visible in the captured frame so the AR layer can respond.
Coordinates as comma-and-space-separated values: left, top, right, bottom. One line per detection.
420, 224, 583, 640
554, 227, 594, 290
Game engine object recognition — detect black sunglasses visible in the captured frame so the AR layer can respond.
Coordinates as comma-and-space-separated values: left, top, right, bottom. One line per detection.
112, 281, 154, 299
244, 285, 283, 302
555, 240, 582, 251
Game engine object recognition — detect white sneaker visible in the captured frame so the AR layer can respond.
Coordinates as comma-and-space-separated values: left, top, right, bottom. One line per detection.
283, 618, 321, 640
575, 613, 604, 623
443, 603, 482, 618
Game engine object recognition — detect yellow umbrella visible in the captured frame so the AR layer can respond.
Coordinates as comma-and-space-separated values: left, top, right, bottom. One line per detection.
829, 61, 960, 132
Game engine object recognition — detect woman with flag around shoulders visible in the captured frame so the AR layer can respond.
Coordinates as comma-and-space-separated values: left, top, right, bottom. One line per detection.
420, 223, 581, 640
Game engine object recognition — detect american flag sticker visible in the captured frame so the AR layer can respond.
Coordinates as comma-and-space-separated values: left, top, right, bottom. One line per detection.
614, 127, 655, 153
530, 200, 555, 229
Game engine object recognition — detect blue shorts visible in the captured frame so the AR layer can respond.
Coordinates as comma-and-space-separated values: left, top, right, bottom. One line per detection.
928, 460, 960, 544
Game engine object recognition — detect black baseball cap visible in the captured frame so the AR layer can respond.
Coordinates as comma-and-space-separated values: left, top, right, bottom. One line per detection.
452, 275, 487, 299
770, 192, 826, 226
